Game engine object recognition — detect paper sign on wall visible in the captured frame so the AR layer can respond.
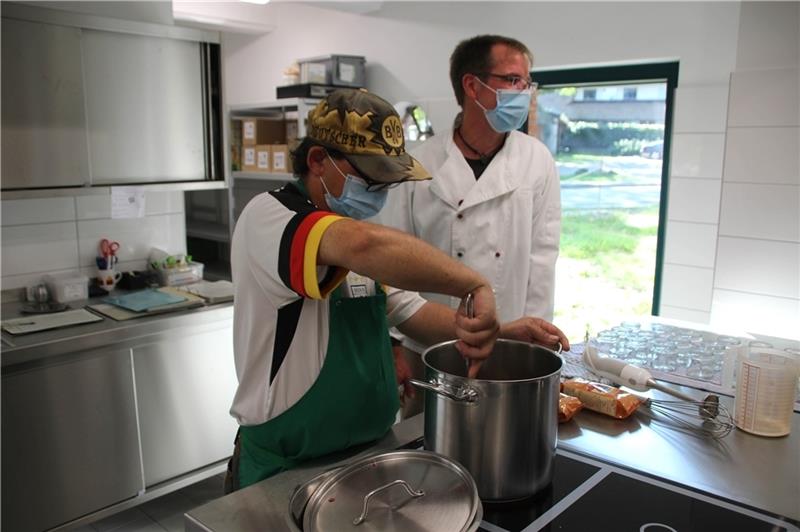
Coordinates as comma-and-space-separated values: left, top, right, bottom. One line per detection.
111, 186, 145, 219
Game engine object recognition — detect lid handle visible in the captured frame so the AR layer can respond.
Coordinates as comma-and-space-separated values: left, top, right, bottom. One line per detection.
352, 479, 425, 526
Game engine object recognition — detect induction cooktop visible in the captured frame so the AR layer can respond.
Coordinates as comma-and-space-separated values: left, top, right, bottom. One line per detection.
473, 450, 799, 532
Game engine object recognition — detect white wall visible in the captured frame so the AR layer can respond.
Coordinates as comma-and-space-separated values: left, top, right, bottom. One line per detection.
710, 2, 799, 339
217, 1, 741, 126
214, 0, 798, 339
1, 192, 187, 291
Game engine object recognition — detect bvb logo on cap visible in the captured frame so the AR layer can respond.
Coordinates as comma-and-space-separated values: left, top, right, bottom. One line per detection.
381, 116, 404, 149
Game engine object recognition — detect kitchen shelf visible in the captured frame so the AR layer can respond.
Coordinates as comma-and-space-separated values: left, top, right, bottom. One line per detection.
183, 98, 317, 280
232, 171, 294, 182
229, 98, 320, 119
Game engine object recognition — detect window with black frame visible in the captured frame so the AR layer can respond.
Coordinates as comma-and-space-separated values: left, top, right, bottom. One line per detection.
531, 62, 679, 340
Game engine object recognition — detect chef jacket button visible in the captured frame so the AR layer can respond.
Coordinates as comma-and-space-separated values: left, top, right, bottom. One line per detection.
457, 214, 463, 220
495, 252, 501, 258
458, 199, 464, 206
457, 252, 463, 258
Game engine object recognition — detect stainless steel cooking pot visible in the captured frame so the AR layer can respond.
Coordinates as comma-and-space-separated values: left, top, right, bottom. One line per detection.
409, 339, 562, 501
287, 450, 482, 531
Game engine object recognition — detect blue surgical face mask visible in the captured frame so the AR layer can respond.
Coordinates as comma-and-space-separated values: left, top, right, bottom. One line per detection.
320, 155, 387, 220
474, 77, 532, 133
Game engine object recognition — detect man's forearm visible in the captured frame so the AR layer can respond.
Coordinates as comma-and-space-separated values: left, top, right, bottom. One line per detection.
320, 219, 489, 299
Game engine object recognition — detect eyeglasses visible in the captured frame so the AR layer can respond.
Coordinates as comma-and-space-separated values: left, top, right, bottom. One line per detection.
477, 72, 538, 91
327, 151, 404, 192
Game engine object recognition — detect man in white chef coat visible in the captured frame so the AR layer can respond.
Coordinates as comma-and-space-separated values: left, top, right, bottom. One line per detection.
375, 34, 563, 416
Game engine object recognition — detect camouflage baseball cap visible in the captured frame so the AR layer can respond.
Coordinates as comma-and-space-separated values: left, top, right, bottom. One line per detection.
307, 88, 432, 185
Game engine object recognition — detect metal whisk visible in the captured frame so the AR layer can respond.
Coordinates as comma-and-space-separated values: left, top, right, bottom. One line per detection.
582, 345, 735, 439
636, 378, 734, 438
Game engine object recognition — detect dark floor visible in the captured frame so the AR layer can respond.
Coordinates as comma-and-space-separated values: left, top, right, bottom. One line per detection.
70, 473, 226, 532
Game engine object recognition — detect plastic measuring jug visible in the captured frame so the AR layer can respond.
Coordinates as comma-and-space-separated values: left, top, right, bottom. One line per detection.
733, 347, 800, 437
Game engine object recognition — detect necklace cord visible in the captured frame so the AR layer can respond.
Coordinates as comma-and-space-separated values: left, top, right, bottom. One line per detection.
455, 127, 504, 164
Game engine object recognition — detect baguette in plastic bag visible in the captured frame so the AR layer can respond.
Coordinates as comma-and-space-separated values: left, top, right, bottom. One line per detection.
558, 393, 583, 423
561, 378, 641, 419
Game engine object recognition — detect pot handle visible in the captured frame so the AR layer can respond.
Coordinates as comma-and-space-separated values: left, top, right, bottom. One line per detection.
407, 378, 479, 403
353, 479, 425, 525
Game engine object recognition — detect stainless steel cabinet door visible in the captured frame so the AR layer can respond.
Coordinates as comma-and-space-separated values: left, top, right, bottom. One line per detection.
133, 322, 238, 486
1, 348, 142, 532
82, 29, 206, 184
1, 18, 90, 189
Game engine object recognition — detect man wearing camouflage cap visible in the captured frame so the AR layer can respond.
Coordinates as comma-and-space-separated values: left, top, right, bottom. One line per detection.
226, 88, 567, 490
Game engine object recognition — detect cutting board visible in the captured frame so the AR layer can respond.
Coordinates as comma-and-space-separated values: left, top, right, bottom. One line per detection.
103, 289, 187, 312
174, 280, 234, 304
89, 287, 204, 321
2, 308, 104, 335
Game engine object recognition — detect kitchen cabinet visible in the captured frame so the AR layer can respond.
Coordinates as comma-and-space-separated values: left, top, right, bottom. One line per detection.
1, 18, 90, 189
132, 321, 238, 486
185, 98, 320, 279
1, 347, 142, 532
81, 29, 207, 185
1, 4, 224, 193
1, 303, 238, 530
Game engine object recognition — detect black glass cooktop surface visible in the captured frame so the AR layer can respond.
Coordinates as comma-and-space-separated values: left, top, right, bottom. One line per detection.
476, 451, 799, 532
477, 454, 599, 531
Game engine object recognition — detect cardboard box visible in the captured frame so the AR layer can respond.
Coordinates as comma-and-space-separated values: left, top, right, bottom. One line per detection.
241, 118, 286, 146
255, 145, 271, 172
242, 146, 257, 171
271, 144, 293, 173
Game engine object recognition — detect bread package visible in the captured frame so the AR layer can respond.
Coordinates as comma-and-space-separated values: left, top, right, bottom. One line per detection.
561, 378, 641, 419
558, 393, 583, 423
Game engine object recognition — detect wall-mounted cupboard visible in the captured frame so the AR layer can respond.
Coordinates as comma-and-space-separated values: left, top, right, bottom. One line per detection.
1, 4, 225, 195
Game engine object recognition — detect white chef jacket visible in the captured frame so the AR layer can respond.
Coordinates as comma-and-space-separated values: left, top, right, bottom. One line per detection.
373, 128, 560, 352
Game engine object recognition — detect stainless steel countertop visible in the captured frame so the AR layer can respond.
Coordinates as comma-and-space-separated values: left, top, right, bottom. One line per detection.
185, 389, 800, 531
558, 384, 800, 521
185, 416, 426, 532
1, 297, 233, 368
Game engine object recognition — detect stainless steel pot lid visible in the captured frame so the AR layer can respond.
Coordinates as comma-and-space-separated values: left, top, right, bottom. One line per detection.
289, 466, 342, 529
302, 450, 482, 532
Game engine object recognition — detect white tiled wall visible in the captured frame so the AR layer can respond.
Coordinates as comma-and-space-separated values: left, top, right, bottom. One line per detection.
672, 85, 730, 133
710, 47, 799, 339
1, 191, 186, 291
661, 3, 800, 341
715, 236, 800, 299
661, 85, 728, 322
666, 178, 723, 224
669, 134, 726, 178
724, 127, 799, 184
658, 305, 711, 324
711, 289, 800, 340
663, 221, 718, 268
727, 68, 800, 128
660, 264, 715, 313
719, 183, 800, 242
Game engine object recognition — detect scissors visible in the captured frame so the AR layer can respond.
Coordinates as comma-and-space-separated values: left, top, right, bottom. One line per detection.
99, 238, 120, 269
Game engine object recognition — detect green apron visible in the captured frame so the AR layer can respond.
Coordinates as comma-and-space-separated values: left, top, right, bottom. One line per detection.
237, 285, 399, 488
